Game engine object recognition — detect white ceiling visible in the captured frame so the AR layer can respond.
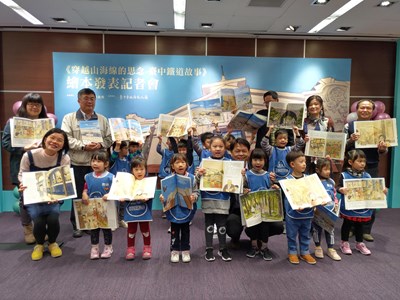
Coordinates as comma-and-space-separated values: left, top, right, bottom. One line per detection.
0, 0, 400, 40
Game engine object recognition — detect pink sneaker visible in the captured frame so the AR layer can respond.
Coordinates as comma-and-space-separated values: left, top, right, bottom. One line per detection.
142, 245, 152, 260
355, 242, 371, 255
340, 241, 352, 255
125, 247, 135, 260
90, 246, 100, 260
101, 245, 113, 259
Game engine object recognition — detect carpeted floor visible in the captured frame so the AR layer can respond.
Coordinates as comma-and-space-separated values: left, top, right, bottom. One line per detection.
0, 209, 399, 300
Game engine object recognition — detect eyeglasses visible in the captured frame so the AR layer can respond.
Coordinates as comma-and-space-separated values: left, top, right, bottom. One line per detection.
27, 103, 42, 108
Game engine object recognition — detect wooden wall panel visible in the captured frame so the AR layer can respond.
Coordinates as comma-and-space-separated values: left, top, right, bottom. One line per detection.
105, 34, 155, 54
157, 36, 205, 55
207, 37, 255, 56
306, 41, 396, 97
257, 39, 304, 57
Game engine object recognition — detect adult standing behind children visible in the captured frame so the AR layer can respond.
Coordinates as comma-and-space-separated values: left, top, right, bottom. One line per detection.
61, 88, 112, 238
2, 93, 48, 244
343, 99, 388, 242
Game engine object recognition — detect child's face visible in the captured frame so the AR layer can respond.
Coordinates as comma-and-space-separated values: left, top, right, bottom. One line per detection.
172, 159, 187, 175
130, 145, 139, 153
290, 156, 306, 173
317, 165, 331, 179
210, 139, 226, 158
178, 147, 187, 155
275, 134, 288, 148
307, 99, 322, 116
132, 165, 146, 180
204, 138, 211, 150
120, 146, 128, 157
252, 158, 265, 171
349, 157, 366, 172
91, 159, 107, 174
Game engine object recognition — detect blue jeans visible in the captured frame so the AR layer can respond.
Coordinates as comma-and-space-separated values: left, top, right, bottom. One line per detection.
286, 216, 312, 255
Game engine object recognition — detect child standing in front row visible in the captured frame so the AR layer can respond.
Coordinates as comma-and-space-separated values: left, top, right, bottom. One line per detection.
159, 154, 199, 263
312, 158, 341, 261
196, 136, 233, 262
338, 149, 387, 256
82, 150, 115, 260
125, 158, 153, 260
243, 148, 282, 261
283, 151, 316, 265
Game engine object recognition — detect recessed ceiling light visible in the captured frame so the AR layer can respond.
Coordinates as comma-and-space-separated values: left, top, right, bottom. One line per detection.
336, 26, 352, 31
311, 0, 330, 5
145, 21, 158, 27
285, 25, 299, 32
377, 1, 394, 7
201, 23, 213, 28
53, 18, 68, 24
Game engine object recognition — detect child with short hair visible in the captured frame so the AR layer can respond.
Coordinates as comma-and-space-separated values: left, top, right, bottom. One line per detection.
82, 150, 115, 260
159, 154, 199, 263
177, 127, 195, 174
338, 149, 387, 256
283, 151, 316, 265
312, 158, 341, 261
157, 135, 178, 179
261, 125, 305, 181
124, 158, 153, 260
196, 136, 233, 262
128, 141, 142, 159
243, 148, 282, 261
193, 130, 214, 162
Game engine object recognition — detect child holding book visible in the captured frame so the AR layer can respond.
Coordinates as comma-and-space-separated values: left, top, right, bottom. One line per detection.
338, 149, 387, 256
243, 148, 283, 261
157, 135, 178, 179
124, 157, 153, 260
261, 125, 305, 182
18, 128, 70, 261
196, 136, 233, 262
312, 158, 341, 261
81, 150, 115, 260
283, 151, 316, 265
109, 139, 135, 228
159, 154, 199, 263
192, 130, 214, 162
177, 127, 195, 174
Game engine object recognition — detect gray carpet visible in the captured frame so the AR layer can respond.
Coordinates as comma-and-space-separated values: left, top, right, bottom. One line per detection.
0, 209, 399, 300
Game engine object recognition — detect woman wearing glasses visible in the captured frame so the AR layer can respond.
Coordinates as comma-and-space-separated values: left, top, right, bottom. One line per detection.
2, 93, 48, 244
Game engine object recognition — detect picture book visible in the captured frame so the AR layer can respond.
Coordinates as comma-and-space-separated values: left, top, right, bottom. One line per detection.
305, 130, 347, 160
220, 85, 252, 112
190, 98, 223, 126
199, 159, 244, 194
10, 117, 55, 147
267, 102, 305, 129
280, 173, 331, 210
124, 199, 153, 223
22, 166, 77, 205
166, 116, 190, 137
313, 199, 341, 234
107, 172, 157, 201
157, 114, 175, 136
240, 189, 283, 227
343, 178, 387, 209
161, 174, 194, 211
354, 118, 398, 148
73, 198, 118, 230
227, 110, 267, 132
109, 118, 144, 142
79, 120, 103, 144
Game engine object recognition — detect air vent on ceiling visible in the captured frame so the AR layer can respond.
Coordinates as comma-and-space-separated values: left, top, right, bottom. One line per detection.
248, 0, 286, 7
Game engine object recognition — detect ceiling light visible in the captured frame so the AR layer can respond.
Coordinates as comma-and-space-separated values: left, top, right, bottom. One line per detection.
336, 26, 352, 31
311, 0, 330, 5
53, 18, 68, 24
308, 0, 364, 33
377, 1, 394, 7
0, 0, 43, 25
201, 23, 213, 28
285, 25, 299, 32
145, 21, 158, 27
173, 0, 186, 30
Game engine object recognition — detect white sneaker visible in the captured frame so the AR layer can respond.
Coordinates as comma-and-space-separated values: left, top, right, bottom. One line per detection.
167, 226, 171, 233
119, 220, 128, 228
182, 251, 191, 263
170, 250, 180, 263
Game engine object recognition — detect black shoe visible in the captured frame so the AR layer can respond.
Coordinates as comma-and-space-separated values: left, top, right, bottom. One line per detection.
73, 229, 83, 238
246, 248, 259, 258
205, 248, 215, 262
218, 248, 232, 262
261, 248, 273, 261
